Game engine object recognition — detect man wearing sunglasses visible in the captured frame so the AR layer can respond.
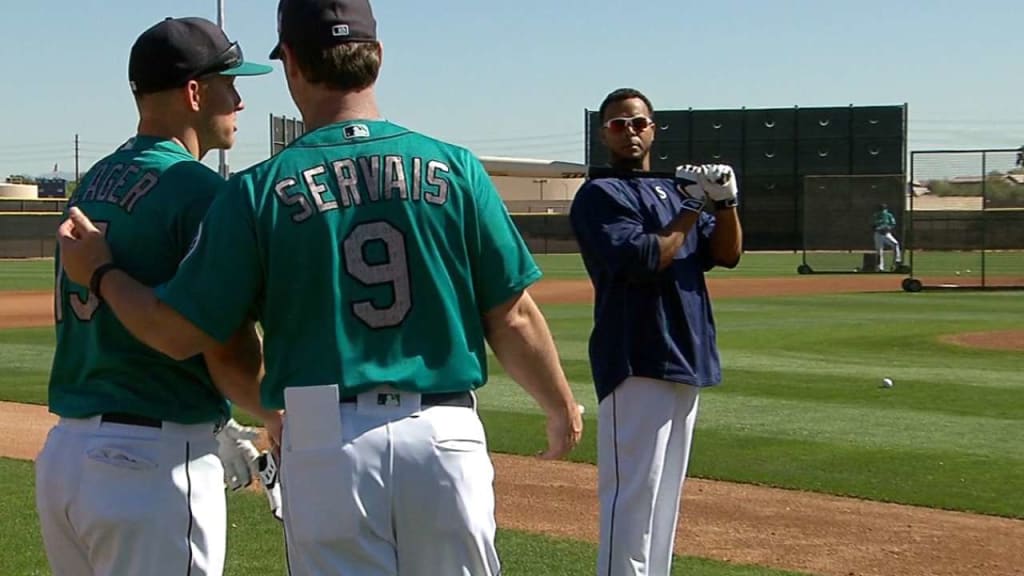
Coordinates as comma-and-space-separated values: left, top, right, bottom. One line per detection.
35, 17, 278, 576
570, 87, 744, 576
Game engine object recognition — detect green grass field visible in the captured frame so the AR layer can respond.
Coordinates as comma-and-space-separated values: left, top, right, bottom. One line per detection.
802, 249, 1024, 281
0, 252, 914, 285
0, 259, 52, 291
10, 251, 1022, 287
2, 255, 1022, 573
538, 252, 810, 279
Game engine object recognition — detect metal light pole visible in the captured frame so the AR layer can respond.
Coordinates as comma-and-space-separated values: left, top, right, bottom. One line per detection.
217, 0, 229, 178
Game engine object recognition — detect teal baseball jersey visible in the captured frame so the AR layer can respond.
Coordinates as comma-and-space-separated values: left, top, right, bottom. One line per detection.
158, 120, 541, 409
49, 136, 229, 424
873, 209, 896, 231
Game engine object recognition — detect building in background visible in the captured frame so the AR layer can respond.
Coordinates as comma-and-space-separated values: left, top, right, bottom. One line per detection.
0, 182, 38, 199
479, 156, 585, 213
36, 178, 67, 198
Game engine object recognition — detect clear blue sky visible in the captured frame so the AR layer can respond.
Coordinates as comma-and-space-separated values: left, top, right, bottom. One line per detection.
1, 0, 1021, 179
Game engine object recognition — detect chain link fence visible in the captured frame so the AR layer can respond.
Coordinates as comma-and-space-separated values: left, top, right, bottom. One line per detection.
905, 149, 1024, 291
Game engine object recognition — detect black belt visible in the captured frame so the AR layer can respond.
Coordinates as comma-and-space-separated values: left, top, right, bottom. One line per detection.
339, 390, 473, 408
100, 412, 162, 428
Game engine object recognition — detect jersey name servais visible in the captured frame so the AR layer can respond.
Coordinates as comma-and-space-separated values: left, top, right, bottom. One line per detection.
273, 152, 453, 223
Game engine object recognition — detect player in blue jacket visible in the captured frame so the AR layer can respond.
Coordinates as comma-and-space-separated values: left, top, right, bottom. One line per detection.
570, 88, 744, 576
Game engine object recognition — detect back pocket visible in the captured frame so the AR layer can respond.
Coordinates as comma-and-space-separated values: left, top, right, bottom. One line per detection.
85, 441, 159, 471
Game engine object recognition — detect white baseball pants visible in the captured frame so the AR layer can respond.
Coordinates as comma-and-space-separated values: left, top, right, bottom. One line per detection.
35, 416, 225, 576
874, 231, 902, 270
281, 385, 500, 576
597, 377, 700, 576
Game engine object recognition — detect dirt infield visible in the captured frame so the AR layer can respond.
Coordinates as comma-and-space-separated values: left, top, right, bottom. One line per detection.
940, 330, 1024, 351
0, 275, 903, 330
3, 401, 1022, 576
0, 291, 53, 329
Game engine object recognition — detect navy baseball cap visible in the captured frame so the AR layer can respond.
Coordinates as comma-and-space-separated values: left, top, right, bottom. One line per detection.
129, 17, 272, 95
269, 0, 378, 60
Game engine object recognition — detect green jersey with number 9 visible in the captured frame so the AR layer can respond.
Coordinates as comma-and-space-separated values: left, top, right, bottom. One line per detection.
157, 120, 541, 410
49, 136, 229, 424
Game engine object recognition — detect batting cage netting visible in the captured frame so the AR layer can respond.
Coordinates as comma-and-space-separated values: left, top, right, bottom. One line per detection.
799, 175, 907, 274
905, 149, 1024, 291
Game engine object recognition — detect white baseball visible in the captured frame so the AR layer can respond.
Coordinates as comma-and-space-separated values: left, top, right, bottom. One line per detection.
882, 378, 894, 388
577, 404, 586, 415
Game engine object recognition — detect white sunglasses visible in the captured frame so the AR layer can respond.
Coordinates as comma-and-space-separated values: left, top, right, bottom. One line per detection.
603, 115, 654, 134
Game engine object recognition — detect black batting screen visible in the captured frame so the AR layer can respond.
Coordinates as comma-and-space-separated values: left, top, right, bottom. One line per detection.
801, 175, 906, 273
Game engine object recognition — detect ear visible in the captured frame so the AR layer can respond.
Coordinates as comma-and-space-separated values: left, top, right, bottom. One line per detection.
185, 80, 202, 112
280, 43, 303, 84
376, 41, 383, 66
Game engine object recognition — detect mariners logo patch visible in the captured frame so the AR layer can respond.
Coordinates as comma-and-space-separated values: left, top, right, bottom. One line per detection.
377, 393, 401, 406
343, 124, 370, 139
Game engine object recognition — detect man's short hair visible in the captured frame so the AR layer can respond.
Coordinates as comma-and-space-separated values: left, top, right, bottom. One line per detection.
599, 88, 655, 121
292, 41, 380, 91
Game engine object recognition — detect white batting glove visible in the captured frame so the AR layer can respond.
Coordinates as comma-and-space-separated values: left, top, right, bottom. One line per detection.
701, 164, 739, 205
257, 451, 283, 522
674, 164, 708, 213
216, 419, 261, 491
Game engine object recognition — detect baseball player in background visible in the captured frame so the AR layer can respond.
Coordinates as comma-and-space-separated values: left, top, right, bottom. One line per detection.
872, 202, 902, 271
570, 88, 744, 576
55, 0, 584, 574
35, 18, 281, 576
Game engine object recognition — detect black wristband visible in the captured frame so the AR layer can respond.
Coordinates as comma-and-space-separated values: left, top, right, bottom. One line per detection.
89, 262, 119, 302
714, 198, 739, 210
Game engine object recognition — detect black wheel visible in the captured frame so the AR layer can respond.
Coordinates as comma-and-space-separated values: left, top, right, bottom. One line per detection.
902, 278, 923, 292
797, 264, 813, 275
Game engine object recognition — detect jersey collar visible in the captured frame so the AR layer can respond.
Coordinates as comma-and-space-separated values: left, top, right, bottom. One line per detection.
289, 119, 405, 147
124, 135, 196, 159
